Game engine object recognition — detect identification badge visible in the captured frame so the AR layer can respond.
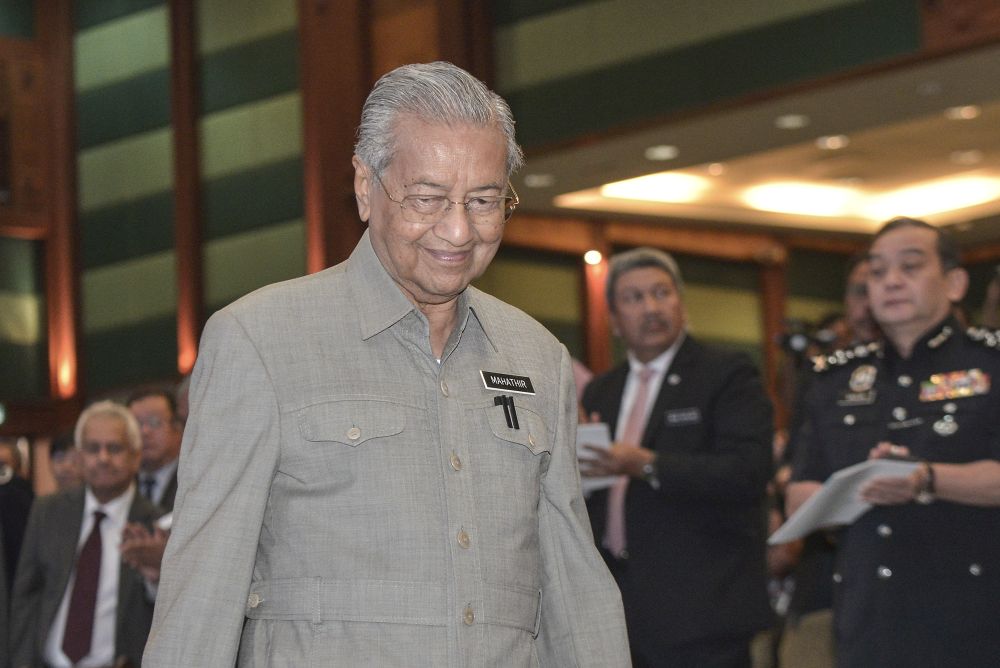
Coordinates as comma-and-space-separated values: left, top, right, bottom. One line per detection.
665, 407, 701, 426
849, 364, 877, 392
481, 370, 535, 395
919, 368, 990, 402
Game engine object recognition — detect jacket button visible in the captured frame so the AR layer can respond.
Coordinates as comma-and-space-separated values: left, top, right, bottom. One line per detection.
457, 529, 471, 549
463, 605, 475, 625
877, 524, 892, 538
528, 434, 536, 448
247, 593, 262, 608
970, 563, 983, 576
346, 427, 361, 441
877, 566, 892, 579
440, 380, 449, 397
843, 414, 856, 426
450, 453, 462, 471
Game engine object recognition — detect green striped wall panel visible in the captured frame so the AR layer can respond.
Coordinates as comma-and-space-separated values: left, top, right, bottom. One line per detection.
0, 0, 34, 37
503, 0, 919, 147
75, 0, 163, 31
201, 29, 299, 114
203, 158, 303, 240
83, 314, 178, 391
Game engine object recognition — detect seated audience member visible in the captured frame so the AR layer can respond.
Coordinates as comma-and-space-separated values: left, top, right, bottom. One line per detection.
50, 431, 85, 492
127, 388, 182, 511
10, 401, 163, 668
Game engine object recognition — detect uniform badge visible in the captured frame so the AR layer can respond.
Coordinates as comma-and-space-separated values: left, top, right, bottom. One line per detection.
933, 416, 958, 436
849, 365, 877, 392
919, 368, 990, 402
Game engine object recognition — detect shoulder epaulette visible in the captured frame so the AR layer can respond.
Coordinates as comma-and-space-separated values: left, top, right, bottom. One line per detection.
966, 326, 1000, 349
812, 341, 881, 372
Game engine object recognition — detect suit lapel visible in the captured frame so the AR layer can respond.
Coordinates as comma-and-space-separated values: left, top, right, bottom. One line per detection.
641, 336, 699, 447
602, 365, 629, 440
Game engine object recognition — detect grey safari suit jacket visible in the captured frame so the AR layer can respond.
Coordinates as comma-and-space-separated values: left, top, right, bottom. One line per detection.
143, 230, 630, 667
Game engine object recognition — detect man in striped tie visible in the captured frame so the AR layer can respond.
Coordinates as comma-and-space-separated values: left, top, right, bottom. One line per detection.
580, 247, 774, 668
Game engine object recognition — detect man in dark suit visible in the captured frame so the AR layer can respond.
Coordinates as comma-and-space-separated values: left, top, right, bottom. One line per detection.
581, 247, 774, 668
127, 388, 181, 511
11, 401, 162, 668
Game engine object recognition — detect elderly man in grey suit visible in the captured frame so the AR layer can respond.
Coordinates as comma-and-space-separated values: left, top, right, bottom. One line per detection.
143, 61, 630, 667
11, 401, 162, 668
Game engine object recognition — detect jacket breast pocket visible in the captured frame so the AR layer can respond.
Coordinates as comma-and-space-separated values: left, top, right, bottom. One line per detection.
297, 398, 407, 447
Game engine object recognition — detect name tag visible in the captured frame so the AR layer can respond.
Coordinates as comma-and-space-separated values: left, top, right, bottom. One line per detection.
665, 407, 701, 426
481, 370, 535, 395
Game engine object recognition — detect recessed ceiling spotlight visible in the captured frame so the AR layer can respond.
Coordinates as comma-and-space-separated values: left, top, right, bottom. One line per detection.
775, 114, 809, 130
523, 173, 555, 188
644, 145, 679, 161
816, 135, 849, 150
950, 149, 984, 166
945, 105, 981, 120
707, 163, 726, 176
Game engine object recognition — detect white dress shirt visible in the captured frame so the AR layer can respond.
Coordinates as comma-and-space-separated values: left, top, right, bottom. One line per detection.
614, 332, 686, 443
44, 485, 136, 668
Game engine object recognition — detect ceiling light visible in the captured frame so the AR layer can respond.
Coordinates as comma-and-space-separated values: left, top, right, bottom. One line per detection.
775, 114, 809, 130
583, 250, 603, 265
950, 149, 984, 166
601, 172, 710, 203
644, 145, 679, 161
816, 135, 849, 150
945, 105, 981, 120
742, 182, 859, 217
523, 173, 555, 188
707, 163, 726, 176
863, 175, 1000, 220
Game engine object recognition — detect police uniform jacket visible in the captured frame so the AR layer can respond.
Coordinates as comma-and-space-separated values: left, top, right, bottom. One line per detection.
143, 230, 630, 667
792, 316, 1000, 668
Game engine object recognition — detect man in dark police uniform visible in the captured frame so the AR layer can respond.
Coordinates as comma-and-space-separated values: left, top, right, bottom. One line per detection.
787, 217, 1000, 667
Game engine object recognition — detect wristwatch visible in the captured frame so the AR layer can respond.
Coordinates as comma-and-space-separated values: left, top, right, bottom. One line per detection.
915, 460, 935, 505
641, 456, 661, 491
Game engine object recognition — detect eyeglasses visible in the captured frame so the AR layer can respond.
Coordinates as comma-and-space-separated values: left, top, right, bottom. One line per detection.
376, 176, 518, 226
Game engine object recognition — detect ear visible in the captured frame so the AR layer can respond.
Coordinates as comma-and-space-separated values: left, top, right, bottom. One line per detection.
945, 267, 970, 304
352, 155, 372, 222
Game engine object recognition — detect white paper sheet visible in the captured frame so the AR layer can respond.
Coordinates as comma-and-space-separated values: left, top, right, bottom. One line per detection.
576, 422, 618, 495
769, 458, 920, 544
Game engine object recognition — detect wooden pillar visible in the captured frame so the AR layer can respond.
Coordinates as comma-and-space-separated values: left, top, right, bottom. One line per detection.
759, 258, 789, 429
169, 0, 203, 375
298, 0, 370, 272
38, 0, 80, 405
583, 253, 612, 374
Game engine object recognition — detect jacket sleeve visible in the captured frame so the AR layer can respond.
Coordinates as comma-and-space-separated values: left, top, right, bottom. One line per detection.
143, 309, 282, 667
10, 496, 49, 668
535, 348, 632, 667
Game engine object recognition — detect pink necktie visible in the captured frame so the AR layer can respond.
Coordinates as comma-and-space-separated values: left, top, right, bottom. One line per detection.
63, 510, 106, 663
604, 366, 654, 557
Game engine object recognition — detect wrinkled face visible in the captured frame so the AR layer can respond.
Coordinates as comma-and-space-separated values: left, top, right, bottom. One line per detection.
353, 115, 509, 309
867, 225, 967, 341
844, 260, 876, 342
79, 413, 141, 503
129, 395, 182, 471
610, 266, 686, 363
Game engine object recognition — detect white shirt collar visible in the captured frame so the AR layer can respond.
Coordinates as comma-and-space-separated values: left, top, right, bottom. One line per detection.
627, 331, 686, 376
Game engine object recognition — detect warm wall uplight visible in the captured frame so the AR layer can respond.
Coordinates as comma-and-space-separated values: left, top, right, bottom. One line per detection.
863, 176, 1000, 220
644, 145, 679, 161
816, 135, 849, 150
775, 113, 809, 129
601, 172, 710, 203
57, 358, 76, 398
742, 182, 859, 217
584, 250, 603, 265
945, 105, 981, 120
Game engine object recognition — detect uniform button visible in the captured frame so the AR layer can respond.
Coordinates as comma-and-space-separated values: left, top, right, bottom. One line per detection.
877, 524, 892, 538
970, 563, 983, 576
833, 572, 842, 583
457, 529, 471, 549
898, 375, 913, 387
877, 566, 892, 579
247, 593, 262, 608
440, 380, 449, 397
463, 605, 475, 625
450, 453, 462, 471
528, 434, 537, 448
843, 414, 856, 426
346, 426, 361, 441
892, 407, 907, 421
943, 402, 957, 414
